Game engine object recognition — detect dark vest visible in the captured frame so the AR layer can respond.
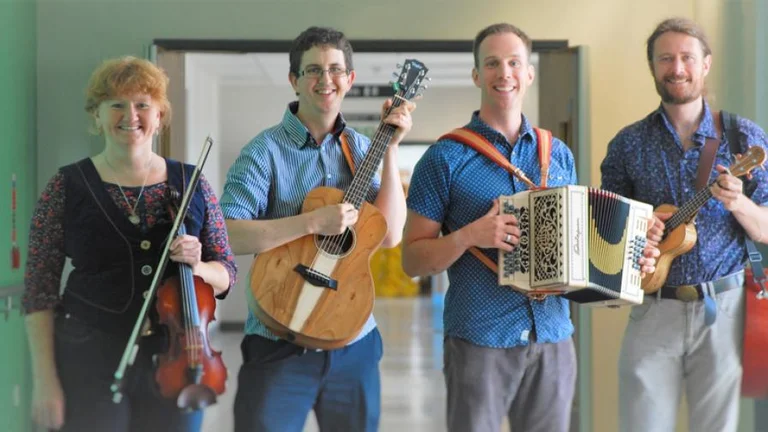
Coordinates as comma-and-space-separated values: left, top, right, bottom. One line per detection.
59, 158, 206, 338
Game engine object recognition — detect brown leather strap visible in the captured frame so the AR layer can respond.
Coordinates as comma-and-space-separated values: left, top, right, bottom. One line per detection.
440, 128, 540, 190
534, 128, 552, 188
339, 132, 355, 174
696, 112, 722, 191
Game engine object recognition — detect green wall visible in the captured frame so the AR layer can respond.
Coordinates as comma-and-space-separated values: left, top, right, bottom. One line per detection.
0, 0, 36, 431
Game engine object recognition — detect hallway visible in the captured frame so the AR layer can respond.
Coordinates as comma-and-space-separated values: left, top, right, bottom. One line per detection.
201, 296, 449, 432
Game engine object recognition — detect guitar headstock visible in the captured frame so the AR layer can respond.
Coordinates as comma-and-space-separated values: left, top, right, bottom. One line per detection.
730, 146, 766, 177
391, 59, 429, 102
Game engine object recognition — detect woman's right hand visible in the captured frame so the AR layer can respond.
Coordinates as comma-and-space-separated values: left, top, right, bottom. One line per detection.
32, 374, 65, 430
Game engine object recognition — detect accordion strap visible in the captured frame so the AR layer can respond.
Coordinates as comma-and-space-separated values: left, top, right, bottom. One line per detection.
439, 126, 555, 300
440, 127, 550, 190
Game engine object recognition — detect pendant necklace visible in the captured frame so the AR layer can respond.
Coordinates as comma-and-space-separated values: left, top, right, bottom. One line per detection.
105, 153, 154, 225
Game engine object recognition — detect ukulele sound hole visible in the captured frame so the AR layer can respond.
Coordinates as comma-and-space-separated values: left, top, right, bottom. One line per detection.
316, 228, 356, 257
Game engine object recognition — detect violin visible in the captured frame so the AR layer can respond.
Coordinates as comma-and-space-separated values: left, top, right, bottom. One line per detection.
111, 137, 226, 411
154, 187, 227, 410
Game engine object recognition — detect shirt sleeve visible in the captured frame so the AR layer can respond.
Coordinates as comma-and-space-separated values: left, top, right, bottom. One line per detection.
406, 143, 453, 225
600, 134, 634, 199
197, 174, 238, 299
22, 172, 67, 314
220, 137, 272, 220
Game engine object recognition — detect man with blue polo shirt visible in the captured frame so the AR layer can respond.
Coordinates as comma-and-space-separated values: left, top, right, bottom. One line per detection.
220, 26, 414, 432
601, 17, 768, 432
403, 22, 658, 432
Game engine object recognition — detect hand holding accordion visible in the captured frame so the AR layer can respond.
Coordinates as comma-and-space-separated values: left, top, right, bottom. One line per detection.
498, 185, 654, 307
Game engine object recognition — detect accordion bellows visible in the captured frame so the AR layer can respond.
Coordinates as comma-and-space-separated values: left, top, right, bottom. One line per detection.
498, 186, 653, 307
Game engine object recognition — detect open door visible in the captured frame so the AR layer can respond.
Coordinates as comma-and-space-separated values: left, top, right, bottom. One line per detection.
153, 47, 187, 160
537, 45, 591, 432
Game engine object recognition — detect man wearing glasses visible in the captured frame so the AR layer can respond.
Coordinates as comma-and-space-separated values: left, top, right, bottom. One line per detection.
221, 26, 415, 432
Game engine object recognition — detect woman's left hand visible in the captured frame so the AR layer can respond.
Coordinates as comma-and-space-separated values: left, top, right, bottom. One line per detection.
169, 234, 202, 270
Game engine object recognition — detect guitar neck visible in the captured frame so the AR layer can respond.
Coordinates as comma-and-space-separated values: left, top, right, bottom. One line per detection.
342, 100, 402, 209
666, 182, 715, 231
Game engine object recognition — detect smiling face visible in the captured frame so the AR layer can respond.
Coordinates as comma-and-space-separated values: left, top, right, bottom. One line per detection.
650, 31, 711, 105
289, 45, 356, 123
93, 93, 162, 148
472, 32, 535, 114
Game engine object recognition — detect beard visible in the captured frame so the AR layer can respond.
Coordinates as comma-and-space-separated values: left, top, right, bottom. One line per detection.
654, 75, 704, 105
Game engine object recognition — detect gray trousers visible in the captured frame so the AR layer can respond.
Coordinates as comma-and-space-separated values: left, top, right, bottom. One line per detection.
619, 288, 744, 432
444, 336, 576, 432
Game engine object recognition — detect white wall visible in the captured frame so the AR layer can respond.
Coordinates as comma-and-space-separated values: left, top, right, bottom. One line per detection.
185, 56, 222, 195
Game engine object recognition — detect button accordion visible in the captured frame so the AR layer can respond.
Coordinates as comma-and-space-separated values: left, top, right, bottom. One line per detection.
498, 185, 653, 307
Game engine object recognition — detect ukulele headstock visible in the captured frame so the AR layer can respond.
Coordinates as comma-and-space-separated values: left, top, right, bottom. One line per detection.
730, 146, 766, 177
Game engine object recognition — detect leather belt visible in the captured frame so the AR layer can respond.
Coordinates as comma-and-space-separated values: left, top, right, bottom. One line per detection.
659, 270, 744, 302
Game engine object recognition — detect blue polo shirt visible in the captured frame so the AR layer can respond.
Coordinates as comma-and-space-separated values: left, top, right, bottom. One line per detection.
407, 112, 578, 348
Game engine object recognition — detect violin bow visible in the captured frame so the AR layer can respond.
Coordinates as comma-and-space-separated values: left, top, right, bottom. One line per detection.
111, 136, 213, 403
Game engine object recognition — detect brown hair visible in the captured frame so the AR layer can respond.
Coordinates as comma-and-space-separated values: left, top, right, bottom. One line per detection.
85, 56, 171, 133
289, 26, 354, 77
646, 17, 712, 67
473, 23, 532, 68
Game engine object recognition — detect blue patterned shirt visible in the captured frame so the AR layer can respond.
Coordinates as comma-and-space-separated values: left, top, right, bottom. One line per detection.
601, 102, 768, 285
221, 102, 380, 344
406, 112, 578, 348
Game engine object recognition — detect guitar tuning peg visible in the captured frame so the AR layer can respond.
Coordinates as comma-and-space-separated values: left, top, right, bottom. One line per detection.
426, 77, 432, 81
392, 72, 399, 79
396, 63, 402, 69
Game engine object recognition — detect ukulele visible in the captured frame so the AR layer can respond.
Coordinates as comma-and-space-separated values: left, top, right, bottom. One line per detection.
641, 146, 766, 293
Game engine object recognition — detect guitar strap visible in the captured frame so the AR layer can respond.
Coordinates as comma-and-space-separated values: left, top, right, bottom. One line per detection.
720, 112, 767, 293
695, 122, 720, 191
693, 112, 728, 325
340, 131, 356, 174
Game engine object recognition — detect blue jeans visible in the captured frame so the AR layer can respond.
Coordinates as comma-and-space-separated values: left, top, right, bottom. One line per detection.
53, 312, 203, 432
233, 328, 383, 432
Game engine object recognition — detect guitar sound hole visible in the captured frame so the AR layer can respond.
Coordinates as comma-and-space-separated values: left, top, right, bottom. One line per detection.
316, 228, 356, 257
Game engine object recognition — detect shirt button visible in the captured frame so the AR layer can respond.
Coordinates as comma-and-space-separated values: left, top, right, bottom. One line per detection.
326, 174, 332, 179
141, 265, 153, 276
140, 240, 151, 250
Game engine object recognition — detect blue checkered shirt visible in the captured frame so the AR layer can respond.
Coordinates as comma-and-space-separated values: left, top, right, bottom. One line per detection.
221, 102, 380, 344
406, 112, 578, 348
600, 102, 768, 285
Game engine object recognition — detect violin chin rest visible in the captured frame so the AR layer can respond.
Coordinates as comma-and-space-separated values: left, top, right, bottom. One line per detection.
177, 384, 217, 412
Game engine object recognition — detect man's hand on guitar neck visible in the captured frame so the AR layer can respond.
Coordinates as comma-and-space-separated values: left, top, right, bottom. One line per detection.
712, 163, 768, 244
381, 99, 416, 147
711, 164, 746, 212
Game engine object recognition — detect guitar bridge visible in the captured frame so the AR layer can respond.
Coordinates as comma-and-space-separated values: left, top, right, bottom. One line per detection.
294, 264, 338, 290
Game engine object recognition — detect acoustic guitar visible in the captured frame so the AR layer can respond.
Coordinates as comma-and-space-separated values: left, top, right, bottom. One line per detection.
641, 146, 766, 293
248, 59, 429, 350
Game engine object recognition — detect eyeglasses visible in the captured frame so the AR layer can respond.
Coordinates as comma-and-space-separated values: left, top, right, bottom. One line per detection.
299, 66, 350, 78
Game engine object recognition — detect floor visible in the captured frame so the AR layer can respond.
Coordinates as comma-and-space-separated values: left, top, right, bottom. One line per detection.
201, 295, 460, 432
